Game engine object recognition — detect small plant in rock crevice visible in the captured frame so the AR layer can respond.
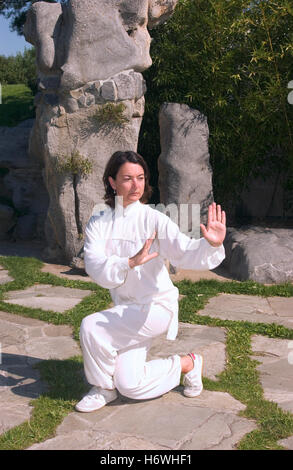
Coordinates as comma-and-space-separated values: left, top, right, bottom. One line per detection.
53, 150, 93, 240
92, 102, 129, 128
54, 150, 93, 178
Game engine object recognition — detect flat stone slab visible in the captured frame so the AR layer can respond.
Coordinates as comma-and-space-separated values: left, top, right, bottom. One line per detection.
0, 265, 13, 285
278, 436, 293, 450
0, 311, 81, 435
41, 263, 90, 282
149, 322, 227, 381
251, 335, 293, 451
169, 267, 232, 283
0, 310, 257, 450
40, 261, 232, 284
198, 294, 293, 329
27, 322, 256, 450
3, 284, 92, 313
251, 335, 293, 414
28, 389, 256, 450
4, 288, 293, 450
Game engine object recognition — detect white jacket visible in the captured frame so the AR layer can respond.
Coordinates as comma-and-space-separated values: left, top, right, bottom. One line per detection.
84, 200, 225, 340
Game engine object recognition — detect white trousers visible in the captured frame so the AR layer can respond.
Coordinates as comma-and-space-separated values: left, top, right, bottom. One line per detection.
79, 302, 182, 400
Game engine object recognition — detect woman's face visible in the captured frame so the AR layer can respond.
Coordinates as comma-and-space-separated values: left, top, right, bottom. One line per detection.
108, 162, 145, 207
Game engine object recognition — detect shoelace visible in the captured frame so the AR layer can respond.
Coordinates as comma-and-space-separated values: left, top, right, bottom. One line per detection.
84, 388, 101, 401
187, 352, 196, 364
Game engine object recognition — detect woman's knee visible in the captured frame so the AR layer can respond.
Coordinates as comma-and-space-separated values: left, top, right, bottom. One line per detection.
113, 371, 139, 399
114, 381, 139, 399
79, 314, 99, 343
79, 315, 91, 338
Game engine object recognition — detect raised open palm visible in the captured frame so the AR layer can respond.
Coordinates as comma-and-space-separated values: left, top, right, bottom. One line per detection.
128, 231, 159, 269
200, 202, 226, 247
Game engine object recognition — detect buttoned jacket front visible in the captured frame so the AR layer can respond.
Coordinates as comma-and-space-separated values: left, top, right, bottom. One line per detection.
84, 200, 225, 340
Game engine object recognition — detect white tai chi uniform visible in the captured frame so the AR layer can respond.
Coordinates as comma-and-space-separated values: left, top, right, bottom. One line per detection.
80, 199, 225, 400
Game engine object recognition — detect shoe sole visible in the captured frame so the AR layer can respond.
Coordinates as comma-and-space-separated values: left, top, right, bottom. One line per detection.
75, 403, 106, 412
75, 393, 118, 412
183, 354, 203, 398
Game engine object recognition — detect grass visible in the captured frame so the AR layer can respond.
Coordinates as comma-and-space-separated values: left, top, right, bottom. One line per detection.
0, 255, 293, 450
0, 356, 88, 450
54, 150, 93, 177
92, 102, 129, 128
0, 256, 111, 342
0, 84, 35, 126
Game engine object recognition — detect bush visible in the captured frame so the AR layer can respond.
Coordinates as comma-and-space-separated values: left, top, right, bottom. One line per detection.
139, 0, 293, 207
0, 84, 35, 126
0, 47, 37, 93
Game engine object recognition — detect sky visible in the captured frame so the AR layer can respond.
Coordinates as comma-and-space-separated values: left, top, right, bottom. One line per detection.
0, 15, 32, 56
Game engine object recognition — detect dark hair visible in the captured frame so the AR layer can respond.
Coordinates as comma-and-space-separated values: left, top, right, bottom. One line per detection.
103, 151, 153, 208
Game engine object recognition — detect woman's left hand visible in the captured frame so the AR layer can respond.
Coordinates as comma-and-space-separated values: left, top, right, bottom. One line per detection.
200, 202, 226, 247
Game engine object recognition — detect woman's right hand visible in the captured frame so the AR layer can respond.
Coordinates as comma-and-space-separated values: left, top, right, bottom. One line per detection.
128, 231, 159, 269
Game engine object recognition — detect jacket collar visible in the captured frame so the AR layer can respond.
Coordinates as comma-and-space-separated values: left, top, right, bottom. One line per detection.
114, 199, 142, 219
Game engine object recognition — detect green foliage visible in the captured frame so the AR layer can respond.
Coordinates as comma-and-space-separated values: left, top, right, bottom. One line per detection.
0, 83, 35, 126
0, 1, 65, 35
140, 0, 293, 206
0, 356, 88, 450
0, 48, 37, 93
54, 150, 93, 177
92, 102, 129, 128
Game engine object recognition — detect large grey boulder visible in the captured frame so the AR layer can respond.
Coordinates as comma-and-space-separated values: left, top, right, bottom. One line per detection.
0, 204, 16, 240
23, 0, 178, 264
0, 120, 49, 241
29, 72, 147, 263
158, 103, 214, 237
222, 226, 293, 283
24, 0, 178, 92
0, 119, 35, 169
4, 168, 48, 240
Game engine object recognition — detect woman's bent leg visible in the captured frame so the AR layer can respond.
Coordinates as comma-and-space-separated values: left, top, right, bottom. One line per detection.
79, 302, 181, 397
79, 308, 121, 390
114, 340, 181, 400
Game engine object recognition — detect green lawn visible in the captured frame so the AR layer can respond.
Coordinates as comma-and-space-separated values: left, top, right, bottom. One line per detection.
0, 255, 293, 450
0, 83, 35, 127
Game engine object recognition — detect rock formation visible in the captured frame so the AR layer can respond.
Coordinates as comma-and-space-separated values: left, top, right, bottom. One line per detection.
23, 0, 178, 264
222, 226, 293, 283
0, 120, 49, 241
158, 102, 214, 238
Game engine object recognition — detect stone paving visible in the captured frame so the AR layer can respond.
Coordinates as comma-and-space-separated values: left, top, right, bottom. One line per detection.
251, 335, 293, 414
3, 284, 92, 313
0, 311, 80, 435
198, 293, 293, 329
28, 390, 255, 450
0, 256, 292, 450
0, 265, 13, 285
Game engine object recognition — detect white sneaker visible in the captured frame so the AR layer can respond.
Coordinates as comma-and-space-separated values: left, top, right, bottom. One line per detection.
75, 386, 118, 412
183, 353, 203, 398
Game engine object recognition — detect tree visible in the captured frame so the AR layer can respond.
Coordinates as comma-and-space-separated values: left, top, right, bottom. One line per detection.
0, 1, 65, 35
0, 48, 36, 92
139, 0, 293, 213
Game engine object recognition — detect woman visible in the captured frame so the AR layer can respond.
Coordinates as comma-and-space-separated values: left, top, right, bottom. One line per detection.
76, 150, 226, 412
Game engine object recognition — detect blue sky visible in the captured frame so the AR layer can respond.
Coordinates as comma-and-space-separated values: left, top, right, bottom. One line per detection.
0, 15, 32, 56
